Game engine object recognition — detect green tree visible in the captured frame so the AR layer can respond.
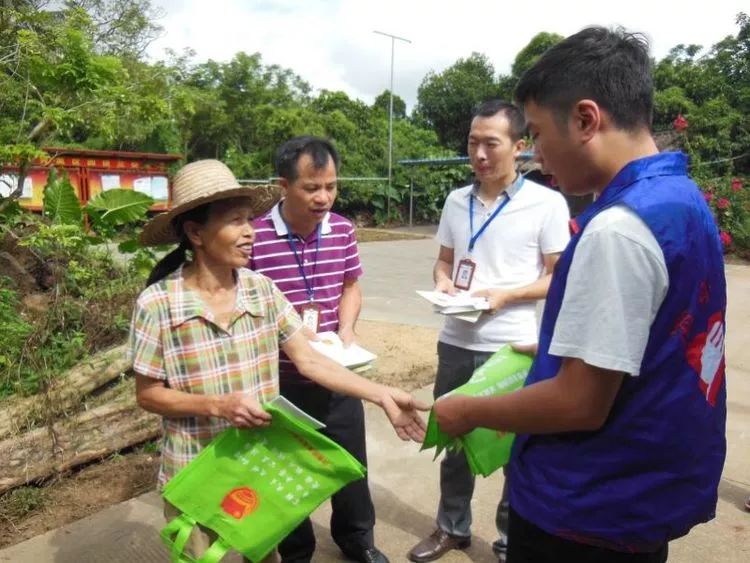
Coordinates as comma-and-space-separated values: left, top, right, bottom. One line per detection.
173, 52, 311, 165
372, 90, 406, 119
0, 2, 169, 203
652, 13, 750, 175
65, 0, 164, 57
510, 32, 564, 81
312, 90, 372, 130
414, 52, 499, 153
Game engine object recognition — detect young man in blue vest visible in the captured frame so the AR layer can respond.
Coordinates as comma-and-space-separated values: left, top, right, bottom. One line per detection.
434, 26, 727, 563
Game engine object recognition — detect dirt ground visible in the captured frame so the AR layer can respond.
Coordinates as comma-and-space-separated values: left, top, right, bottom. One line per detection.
355, 319, 439, 389
0, 452, 160, 549
0, 319, 440, 549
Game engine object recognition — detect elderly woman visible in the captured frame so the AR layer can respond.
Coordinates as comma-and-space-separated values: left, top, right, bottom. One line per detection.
129, 160, 427, 563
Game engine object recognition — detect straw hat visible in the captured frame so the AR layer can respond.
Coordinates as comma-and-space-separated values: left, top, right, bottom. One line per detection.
140, 159, 280, 246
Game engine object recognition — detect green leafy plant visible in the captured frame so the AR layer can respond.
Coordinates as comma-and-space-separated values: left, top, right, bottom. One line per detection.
42, 168, 83, 225
20, 223, 88, 257
85, 189, 154, 230
1, 167, 155, 398
0, 280, 34, 396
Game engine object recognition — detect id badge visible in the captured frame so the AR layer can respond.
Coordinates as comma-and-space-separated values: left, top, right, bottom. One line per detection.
454, 258, 476, 291
300, 302, 321, 333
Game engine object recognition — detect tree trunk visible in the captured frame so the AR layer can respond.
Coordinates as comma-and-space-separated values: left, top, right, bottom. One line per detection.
0, 344, 131, 439
0, 397, 161, 494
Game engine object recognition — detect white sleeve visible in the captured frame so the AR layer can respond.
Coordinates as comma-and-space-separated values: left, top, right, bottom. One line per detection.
549, 209, 668, 375
539, 193, 571, 255
436, 194, 454, 249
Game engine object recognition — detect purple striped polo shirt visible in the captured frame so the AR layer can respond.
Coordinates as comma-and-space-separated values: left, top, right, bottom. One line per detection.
249, 201, 363, 383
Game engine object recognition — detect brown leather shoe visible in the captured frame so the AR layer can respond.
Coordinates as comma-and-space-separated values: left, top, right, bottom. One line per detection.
407, 528, 471, 562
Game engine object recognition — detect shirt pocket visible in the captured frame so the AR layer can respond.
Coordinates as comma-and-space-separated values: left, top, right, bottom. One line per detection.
164, 320, 235, 393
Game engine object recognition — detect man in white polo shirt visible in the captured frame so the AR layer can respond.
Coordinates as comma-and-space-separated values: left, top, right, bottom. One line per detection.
407, 100, 570, 563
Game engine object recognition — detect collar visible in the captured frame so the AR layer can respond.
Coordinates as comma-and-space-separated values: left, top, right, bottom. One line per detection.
573, 152, 688, 234
167, 265, 266, 329
270, 201, 332, 237
467, 173, 525, 201
604, 152, 687, 194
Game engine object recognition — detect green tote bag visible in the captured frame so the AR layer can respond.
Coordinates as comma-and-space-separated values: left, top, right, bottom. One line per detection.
160, 404, 366, 563
422, 345, 532, 477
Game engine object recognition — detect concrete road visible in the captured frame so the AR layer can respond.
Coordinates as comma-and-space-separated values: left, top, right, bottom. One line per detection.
358, 236, 442, 329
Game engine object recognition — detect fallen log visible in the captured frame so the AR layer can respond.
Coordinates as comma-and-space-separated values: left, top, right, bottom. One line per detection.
0, 396, 161, 494
0, 344, 130, 438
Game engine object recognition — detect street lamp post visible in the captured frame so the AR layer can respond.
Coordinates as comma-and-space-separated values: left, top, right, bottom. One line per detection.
373, 30, 411, 219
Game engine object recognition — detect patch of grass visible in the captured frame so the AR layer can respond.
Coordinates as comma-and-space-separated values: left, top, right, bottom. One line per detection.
356, 228, 429, 243
0, 280, 34, 397
140, 440, 160, 454
1, 220, 144, 399
0, 487, 47, 521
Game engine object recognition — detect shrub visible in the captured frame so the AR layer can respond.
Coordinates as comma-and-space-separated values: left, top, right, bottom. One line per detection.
699, 176, 750, 256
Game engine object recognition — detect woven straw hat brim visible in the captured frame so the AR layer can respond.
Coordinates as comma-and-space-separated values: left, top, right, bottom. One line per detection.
140, 184, 280, 246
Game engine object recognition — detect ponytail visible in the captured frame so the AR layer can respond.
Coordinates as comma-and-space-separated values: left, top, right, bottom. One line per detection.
146, 240, 189, 287
144, 203, 211, 287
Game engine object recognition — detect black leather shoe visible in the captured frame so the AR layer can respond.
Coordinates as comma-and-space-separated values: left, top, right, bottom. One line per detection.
343, 546, 390, 563
407, 529, 471, 562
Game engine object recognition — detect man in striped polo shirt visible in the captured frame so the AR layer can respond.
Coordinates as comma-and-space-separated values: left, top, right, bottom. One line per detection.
249, 136, 387, 563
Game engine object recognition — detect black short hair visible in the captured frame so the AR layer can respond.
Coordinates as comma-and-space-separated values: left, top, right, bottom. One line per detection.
473, 100, 526, 142
275, 136, 340, 183
515, 26, 653, 131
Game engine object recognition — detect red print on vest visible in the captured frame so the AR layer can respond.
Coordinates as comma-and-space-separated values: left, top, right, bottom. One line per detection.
685, 311, 725, 406
568, 218, 580, 235
698, 280, 710, 305
671, 311, 694, 342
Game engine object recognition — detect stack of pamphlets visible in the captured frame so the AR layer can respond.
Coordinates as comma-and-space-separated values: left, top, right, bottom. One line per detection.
309, 331, 377, 373
416, 290, 490, 323
268, 395, 326, 428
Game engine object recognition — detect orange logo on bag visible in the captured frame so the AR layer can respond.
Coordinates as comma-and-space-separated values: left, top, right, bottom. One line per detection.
220, 487, 259, 519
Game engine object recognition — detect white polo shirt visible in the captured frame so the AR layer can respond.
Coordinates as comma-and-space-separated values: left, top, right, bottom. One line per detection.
437, 177, 570, 351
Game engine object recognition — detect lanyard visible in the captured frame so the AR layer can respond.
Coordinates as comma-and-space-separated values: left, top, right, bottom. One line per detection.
284, 221, 321, 302
468, 178, 522, 252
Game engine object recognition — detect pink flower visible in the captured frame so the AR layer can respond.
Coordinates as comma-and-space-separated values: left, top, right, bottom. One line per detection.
731, 178, 742, 192
720, 231, 732, 247
673, 113, 688, 132
717, 197, 730, 210
704, 192, 714, 203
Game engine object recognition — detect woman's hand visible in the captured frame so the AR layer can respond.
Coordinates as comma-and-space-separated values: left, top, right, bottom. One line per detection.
215, 392, 272, 428
379, 386, 430, 442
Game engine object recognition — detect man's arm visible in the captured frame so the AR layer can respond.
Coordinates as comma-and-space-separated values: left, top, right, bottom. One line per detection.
473, 252, 561, 312
337, 278, 361, 347
437, 209, 668, 439
434, 358, 624, 436
433, 245, 456, 294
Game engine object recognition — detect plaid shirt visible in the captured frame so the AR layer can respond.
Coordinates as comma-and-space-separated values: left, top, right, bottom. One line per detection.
128, 265, 303, 488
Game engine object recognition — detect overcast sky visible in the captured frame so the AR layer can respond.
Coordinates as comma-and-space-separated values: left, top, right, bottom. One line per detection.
147, 0, 747, 111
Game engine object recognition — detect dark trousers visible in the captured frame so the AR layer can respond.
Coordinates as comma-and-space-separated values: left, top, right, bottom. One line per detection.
434, 341, 509, 548
278, 383, 375, 563
507, 508, 669, 563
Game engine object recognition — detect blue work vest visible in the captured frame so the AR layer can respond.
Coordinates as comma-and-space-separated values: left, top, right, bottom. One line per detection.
508, 152, 727, 552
